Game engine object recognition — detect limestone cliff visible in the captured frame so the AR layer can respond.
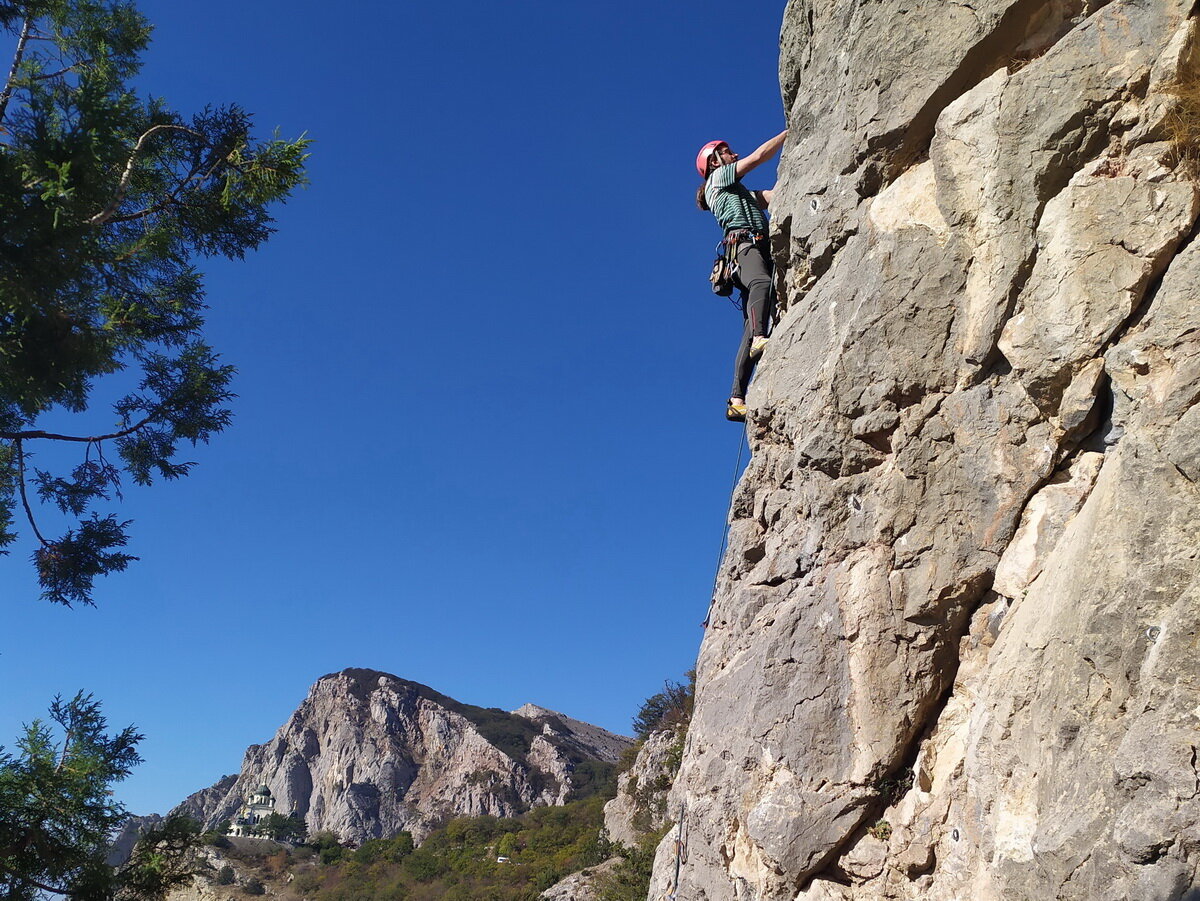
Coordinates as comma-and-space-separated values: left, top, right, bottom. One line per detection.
173, 669, 631, 844
602, 728, 679, 850
652, 1, 1200, 899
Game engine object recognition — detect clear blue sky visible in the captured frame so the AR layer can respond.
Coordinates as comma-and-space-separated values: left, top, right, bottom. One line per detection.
1, 1, 787, 816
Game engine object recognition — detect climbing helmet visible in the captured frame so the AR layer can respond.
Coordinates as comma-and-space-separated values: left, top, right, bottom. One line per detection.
696, 140, 728, 179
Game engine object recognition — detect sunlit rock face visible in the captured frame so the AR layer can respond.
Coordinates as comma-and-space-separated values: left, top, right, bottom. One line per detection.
172, 668, 631, 844
602, 727, 679, 850
652, 1, 1200, 898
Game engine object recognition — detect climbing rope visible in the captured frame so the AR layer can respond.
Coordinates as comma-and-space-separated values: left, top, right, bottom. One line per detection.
701, 277, 776, 630
701, 425, 747, 629
663, 802, 689, 901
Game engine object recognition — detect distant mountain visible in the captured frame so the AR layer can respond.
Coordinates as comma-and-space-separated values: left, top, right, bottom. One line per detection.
170, 668, 632, 844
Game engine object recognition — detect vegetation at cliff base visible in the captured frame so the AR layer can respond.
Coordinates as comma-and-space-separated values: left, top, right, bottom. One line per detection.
0, 0, 308, 605
594, 825, 670, 901
220, 795, 612, 901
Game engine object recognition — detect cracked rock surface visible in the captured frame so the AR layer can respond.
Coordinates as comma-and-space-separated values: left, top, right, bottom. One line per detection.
652, 1, 1200, 898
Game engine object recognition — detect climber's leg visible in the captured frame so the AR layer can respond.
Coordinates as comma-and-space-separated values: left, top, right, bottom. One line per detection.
729, 241, 774, 405
730, 311, 754, 401
738, 241, 774, 340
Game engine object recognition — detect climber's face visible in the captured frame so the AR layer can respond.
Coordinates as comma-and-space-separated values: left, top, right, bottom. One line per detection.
715, 144, 738, 165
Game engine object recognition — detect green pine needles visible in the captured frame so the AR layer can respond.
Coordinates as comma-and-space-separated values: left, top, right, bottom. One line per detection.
0, 0, 309, 604
0, 693, 200, 899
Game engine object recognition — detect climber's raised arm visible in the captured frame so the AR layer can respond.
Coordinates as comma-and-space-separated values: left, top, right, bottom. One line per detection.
735, 130, 787, 178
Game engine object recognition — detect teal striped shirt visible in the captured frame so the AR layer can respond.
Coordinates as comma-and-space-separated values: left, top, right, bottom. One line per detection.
705, 163, 767, 234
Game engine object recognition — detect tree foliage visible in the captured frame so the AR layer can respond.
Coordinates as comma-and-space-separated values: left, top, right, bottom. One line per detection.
255, 811, 307, 844
630, 670, 695, 740
593, 826, 669, 901
0, 692, 199, 899
0, 0, 309, 604
243, 795, 614, 901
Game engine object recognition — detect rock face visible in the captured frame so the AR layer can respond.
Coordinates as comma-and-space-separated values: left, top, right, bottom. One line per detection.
539, 857, 621, 901
163, 839, 294, 901
514, 703, 634, 765
652, 1, 1200, 899
174, 669, 631, 845
602, 728, 678, 850
106, 814, 163, 867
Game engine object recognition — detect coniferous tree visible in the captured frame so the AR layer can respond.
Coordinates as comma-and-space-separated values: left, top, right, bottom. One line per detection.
0, 693, 199, 899
257, 811, 306, 844
0, 0, 309, 605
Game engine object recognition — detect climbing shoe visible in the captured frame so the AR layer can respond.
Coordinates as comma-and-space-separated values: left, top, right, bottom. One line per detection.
726, 400, 747, 422
750, 336, 770, 360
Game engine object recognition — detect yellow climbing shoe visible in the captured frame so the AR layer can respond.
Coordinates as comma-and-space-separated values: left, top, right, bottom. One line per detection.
726, 400, 747, 422
750, 336, 770, 360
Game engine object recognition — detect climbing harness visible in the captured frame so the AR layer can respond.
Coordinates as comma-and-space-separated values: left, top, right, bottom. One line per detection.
662, 802, 689, 901
714, 231, 769, 309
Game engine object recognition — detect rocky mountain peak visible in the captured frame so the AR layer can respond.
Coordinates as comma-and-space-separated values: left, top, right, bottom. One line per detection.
513, 703, 634, 765
171, 668, 631, 845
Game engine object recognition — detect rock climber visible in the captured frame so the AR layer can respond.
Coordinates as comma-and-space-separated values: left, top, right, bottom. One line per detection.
696, 131, 787, 422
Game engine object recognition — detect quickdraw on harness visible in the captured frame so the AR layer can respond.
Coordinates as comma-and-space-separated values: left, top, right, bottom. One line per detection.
710, 229, 768, 309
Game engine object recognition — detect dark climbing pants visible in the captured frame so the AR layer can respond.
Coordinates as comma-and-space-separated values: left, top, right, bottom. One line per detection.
730, 239, 774, 399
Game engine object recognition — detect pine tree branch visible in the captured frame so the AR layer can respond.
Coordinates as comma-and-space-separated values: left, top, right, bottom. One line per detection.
0, 864, 68, 896
13, 438, 48, 546
88, 124, 202, 226
104, 198, 173, 224
28, 59, 92, 81
0, 415, 155, 444
54, 729, 73, 774
0, 15, 32, 129
105, 144, 229, 224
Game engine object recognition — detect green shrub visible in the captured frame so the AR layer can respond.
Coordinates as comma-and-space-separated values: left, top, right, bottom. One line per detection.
632, 671, 695, 739
595, 826, 670, 901
568, 759, 617, 801
663, 730, 686, 776
292, 871, 320, 893
297, 795, 610, 899
869, 819, 893, 841
215, 865, 235, 885
402, 849, 444, 883
242, 876, 265, 895
309, 830, 347, 866
354, 832, 414, 864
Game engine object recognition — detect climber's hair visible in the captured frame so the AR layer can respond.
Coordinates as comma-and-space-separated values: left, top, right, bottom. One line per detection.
696, 183, 709, 211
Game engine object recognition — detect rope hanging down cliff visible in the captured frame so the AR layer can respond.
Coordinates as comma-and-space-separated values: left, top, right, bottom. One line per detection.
702, 401, 755, 629
662, 802, 689, 901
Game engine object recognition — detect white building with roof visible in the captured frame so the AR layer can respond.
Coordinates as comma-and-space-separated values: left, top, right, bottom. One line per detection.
227, 784, 276, 836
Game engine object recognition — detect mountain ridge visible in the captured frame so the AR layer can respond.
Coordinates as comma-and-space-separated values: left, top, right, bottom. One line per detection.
168, 668, 631, 845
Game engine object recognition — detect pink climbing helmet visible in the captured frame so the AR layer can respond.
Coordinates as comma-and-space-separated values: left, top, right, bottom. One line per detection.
696, 140, 727, 179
